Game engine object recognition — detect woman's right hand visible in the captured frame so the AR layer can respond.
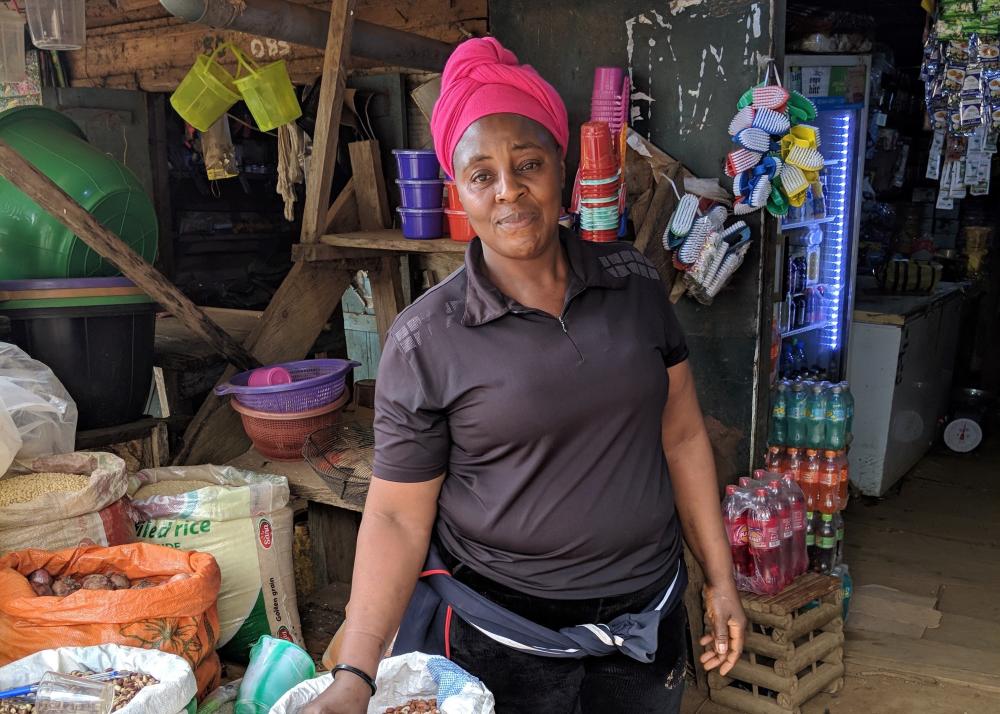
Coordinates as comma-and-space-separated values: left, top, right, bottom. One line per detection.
299, 675, 373, 714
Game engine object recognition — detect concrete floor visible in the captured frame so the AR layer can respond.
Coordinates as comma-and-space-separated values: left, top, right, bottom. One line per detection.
685, 437, 1000, 713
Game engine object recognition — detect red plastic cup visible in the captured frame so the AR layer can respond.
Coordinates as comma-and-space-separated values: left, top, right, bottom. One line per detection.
444, 209, 476, 243
580, 121, 616, 174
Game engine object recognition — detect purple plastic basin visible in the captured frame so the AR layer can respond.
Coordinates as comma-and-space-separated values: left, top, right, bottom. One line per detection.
392, 149, 440, 180
215, 358, 361, 413
397, 179, 444, 209
0, 277, 136, 291
398, 207, 443, 240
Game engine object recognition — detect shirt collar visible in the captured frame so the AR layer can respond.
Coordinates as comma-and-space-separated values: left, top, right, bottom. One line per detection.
462, 226, 628, 327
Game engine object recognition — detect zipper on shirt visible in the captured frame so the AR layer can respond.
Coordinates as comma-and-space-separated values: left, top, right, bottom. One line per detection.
557, 312, 584, 362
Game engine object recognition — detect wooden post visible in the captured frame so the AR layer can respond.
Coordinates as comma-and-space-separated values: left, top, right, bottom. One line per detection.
300, 0, 358, 244
349, 139, 392, 231
325, 178, 360, 234
0, 139, 259, 372
371, 256, 404, 347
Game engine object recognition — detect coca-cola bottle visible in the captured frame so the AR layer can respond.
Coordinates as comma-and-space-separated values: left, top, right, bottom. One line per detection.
723, 485, 754, 585
780, 473, 809, 575
767, 479, 794, 587
749, 487, 783, 594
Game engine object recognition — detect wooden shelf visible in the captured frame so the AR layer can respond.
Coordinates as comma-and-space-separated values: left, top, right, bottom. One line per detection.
229, 446, 364, 513
323, 230, 466, 253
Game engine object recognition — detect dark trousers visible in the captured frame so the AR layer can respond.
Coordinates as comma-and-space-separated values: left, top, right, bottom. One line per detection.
445, 559, 688, 714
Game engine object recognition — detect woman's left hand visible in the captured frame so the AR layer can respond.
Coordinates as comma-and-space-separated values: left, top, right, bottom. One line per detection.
699, 579, 746, 676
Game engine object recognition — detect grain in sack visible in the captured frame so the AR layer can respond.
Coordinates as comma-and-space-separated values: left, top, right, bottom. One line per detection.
0, 452, 134, 556
129, 465, 302, 661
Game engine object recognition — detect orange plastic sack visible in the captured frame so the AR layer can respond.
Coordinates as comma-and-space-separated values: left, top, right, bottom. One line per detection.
0, 543, 222, 698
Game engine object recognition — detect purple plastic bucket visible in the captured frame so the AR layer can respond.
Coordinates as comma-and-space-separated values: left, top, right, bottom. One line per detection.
215, 358, 360, 413
392, 149, 439, 180
396, 179, 444, 209
0, 277, 136, 290
398, 207, 443, 239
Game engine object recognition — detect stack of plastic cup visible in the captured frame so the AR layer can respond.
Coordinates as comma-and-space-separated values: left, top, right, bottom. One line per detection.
590, 67, 630, 137
392, 149, 443, 239
578, 122, 620, 243
443, 179, 476, 243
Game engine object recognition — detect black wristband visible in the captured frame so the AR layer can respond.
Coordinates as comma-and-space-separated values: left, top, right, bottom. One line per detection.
332, 663, 377, 696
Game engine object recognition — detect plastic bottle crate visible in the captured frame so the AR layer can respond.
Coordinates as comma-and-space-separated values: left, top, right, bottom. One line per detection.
706, 573, 844, 714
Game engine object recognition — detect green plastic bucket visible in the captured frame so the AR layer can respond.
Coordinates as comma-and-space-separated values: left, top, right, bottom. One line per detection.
0, 106, 158, 280
233, 49, 302, 132
170, 43, 242, 131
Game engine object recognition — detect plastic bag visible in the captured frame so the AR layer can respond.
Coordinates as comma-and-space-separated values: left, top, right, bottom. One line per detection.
0, 404, 20, 476
0, 342, 77, 459
271, 653, 495, 714
0, 543, 222, 699
0, 644, 197, 714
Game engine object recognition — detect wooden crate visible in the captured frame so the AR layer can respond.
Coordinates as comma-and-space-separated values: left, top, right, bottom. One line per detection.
707, 574, 845, 714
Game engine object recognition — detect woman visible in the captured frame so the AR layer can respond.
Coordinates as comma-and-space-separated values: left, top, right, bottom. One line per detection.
304, 37, 745, 714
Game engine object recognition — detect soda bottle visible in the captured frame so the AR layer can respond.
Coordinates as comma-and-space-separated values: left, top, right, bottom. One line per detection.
781, 342, 795, 379
786, 447, 804, 484
767, 479, 794, 586
818, 450, 840, 514
765, 445, 788, 474
805, 384, 828, 449
805, 510, 817, 571
825, 385, 848, 450
833, 511, 845, 566
723, 486, 755, 582
748, 488, 783, 594
836, 449, 850, 510
801, 449, 820, 512
840, 381, 855, 437
786, 382, 808, 447
770, 381, 788, 447
814, 513, 837, 574
832, 563, 853, 621
780, 473, 808, 575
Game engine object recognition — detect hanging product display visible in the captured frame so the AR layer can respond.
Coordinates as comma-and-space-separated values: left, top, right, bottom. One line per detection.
921, 3, 999, 202
662, 193, 752, 304
725, 68, 823, 218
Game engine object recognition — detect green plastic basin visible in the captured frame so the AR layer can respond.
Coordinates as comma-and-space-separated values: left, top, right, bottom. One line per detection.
0, 106, 158, 279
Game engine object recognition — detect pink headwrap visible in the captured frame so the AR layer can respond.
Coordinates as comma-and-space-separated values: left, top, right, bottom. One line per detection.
430, 37, 569, 180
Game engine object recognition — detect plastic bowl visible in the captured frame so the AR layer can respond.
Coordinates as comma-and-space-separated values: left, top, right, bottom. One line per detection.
444, 180, 462, 210
215, 358, 360, 412
444, 209, 476, 243
398, 207, 443, 239
231, 390, 350, 461
396, 178, 444, 208
393, 149, 439, 180
248, 366, 293, 387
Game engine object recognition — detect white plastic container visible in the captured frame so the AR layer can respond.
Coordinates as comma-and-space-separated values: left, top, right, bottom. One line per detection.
25, 0, 85, 50
0, 8, 26, 82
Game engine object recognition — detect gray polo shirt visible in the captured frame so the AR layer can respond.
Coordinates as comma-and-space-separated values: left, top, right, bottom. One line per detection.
373, 229, 688, 599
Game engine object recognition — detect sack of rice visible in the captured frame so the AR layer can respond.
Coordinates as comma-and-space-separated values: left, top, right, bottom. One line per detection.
0, 452, 134, 556
129, 465, 302, 662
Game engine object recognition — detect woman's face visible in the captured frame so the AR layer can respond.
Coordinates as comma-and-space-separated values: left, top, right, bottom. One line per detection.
452, 114, 565, 260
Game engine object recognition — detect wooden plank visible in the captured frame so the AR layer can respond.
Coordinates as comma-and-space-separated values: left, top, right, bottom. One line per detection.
300, 0, 358, 244
309, 501, 362, 588
774, 631, 843, 677
774, 606, 841, 644
325, 178, 361, 234
228, 446, 364, 513
371, 256, 405, 347
728, 658, 797, 694
349, 139, 392, 231
0, 139, 258, 372
709, 686, 797, 714
410, 75, 441, 123
779, 662, 843, 709
412, 252, 465, 285
844, 631, 1000, 694
175, 263, 353, 465
745, 631, 793, 660
321, 230, 467, 253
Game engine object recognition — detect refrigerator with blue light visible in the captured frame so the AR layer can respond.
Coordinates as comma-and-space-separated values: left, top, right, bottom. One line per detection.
775, 55, 871, 382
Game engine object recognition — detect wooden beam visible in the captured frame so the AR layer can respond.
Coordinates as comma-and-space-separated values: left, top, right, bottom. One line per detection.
175, 262, 354, 465
325, 178, 360, 234
0, 139, 259, 372
371, 256, 405, 347
300, 0, 358, 244
321, 230, 467, 253
348, 139, 392, 231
